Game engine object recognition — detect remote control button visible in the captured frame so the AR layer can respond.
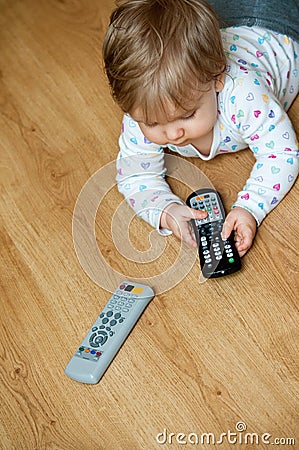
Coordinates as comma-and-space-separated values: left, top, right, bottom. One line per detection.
95, 333, 108, 346
96, 351, 102, 357
110, 319, 117, 326
90, 350, 96, 355
124, 284, 135, 292
227, 252, 234, 258
216, 256, 222, 260
229, 258, 235, 263
89, 333, 97, 343
106, 311, 113, 317
89, 331, 108, 347
79, 346, 84, 352
114, 313, 121, 319
102, 318, 109, 324
122, 308, 130, 313
92, 326, 98, 332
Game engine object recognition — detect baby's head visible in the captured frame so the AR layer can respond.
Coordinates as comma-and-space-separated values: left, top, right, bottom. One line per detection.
103, 0, 226, 145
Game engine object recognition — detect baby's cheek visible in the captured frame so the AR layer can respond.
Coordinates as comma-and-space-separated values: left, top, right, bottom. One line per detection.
145, 131, 164, 146
143, 128, 159, 142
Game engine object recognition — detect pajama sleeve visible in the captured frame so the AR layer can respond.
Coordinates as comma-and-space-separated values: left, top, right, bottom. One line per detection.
228, 84, 299, 225
116, 114, 184, 233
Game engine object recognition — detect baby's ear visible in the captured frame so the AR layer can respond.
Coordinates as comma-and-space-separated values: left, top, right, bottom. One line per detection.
214, 73, 225, 93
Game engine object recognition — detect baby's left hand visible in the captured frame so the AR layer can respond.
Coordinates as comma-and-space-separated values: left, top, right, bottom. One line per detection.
221, 206, 257, 257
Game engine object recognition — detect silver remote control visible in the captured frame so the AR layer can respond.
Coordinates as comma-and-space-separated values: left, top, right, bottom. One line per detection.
65, 281, 155, 384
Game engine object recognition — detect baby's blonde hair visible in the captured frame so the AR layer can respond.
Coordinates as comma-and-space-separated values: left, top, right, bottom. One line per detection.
103, 0, 226, 121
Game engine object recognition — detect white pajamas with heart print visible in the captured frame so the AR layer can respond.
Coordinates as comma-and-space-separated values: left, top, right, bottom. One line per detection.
116, 27, 299, 233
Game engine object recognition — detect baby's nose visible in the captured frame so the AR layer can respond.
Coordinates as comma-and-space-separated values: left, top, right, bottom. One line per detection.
165, 125, 185, 143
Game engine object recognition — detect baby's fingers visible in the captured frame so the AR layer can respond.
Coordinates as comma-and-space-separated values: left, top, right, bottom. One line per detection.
188, 206, 208, 221
234, 224, 255, 257
182, 222, 198, 248
221, 216, 236, 240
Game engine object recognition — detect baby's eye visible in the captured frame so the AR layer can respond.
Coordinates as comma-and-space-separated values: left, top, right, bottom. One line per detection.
145, 122, 158, 128
182, 110, 196, 120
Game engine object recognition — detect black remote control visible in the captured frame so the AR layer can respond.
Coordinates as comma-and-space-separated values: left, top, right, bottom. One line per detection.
186, 189, 241, 278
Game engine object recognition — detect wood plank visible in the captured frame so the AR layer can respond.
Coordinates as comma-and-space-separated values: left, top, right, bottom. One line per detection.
0, 1, 298, 449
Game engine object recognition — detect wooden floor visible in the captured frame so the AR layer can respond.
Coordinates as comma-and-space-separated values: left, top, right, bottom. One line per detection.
1, 1, 298, 449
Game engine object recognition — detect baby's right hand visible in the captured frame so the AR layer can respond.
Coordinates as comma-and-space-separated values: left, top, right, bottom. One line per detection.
160, 203, 208, 248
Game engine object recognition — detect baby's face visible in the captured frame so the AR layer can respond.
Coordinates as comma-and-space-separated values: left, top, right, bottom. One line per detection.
130, 81, 222, 152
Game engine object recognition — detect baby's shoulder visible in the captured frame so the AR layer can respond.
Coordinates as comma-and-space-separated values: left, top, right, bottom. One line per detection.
222, 64, 271, 103
219, 63, 281, 125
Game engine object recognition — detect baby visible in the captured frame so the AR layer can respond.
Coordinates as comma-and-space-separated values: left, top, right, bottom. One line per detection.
103, 0, 299, 257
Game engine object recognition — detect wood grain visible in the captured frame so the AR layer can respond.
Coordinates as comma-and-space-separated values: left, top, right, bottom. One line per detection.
0, 1, 298, 449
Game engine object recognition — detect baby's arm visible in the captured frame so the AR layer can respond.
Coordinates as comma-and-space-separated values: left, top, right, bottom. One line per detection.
232, 112, 298, 223
223, 90, 299, 254
117, 115, 206, 238
116, 114, 180, 231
